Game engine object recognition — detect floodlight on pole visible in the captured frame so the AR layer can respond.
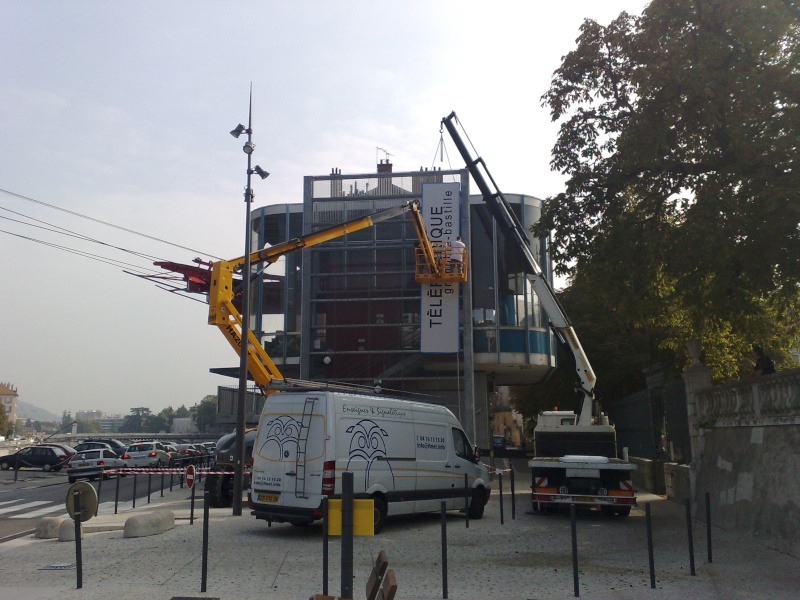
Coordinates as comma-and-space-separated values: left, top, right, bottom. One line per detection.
252, 165, 270, 180
230, 123, 247, 138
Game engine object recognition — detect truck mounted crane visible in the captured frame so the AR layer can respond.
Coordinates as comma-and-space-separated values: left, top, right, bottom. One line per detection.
441, 111, 635, 516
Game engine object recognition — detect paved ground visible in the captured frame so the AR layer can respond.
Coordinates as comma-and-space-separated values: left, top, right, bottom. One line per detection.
0, 474, 797, 600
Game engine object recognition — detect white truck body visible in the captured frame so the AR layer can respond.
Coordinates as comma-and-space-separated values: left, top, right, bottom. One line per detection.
248, 390, 491, 531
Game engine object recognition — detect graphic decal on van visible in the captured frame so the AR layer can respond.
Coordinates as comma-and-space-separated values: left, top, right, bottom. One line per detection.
346, 419, 394, 487
258, 416, 303, 461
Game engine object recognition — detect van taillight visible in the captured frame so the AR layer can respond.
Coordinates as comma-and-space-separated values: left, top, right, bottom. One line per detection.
321, 460, 336, 495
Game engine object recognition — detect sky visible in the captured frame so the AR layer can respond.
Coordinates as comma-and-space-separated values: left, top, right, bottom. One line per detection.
0, 0, 651, 419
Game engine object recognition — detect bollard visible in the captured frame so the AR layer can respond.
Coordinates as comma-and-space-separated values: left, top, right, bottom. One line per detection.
95, 478, 102, 517
341, 472, 354, 600
510, 466, 516, 520
706, 492, 713, 563
464, 473, 470, 529
161, 473, 165, 497
322, 497, 329, 596
646, 503, 655, 589
441, 501, 448, 599
201, 489, 209, 592
685, 498, 696, 576
114, 475, 121, 514
570, 503, 579, 597
147, 473, 152, 504
190, 483, 196, 525
498, 471, 504, 525
73, 491, 83, 589
170, 469, 174, 492
132, 474, 138, 509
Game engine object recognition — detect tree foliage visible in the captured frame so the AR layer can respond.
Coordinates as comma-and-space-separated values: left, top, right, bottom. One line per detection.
537, 0, 800, 380
194, 395, 217, 433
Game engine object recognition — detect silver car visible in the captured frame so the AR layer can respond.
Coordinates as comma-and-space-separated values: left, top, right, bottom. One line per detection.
123, 441, 171, 468
66, 448, 126, 483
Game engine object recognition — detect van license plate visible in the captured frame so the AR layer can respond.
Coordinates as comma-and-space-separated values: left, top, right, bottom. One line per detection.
258, 493, 279, 503
573, 496, 595, 503
77, 463, 89, 467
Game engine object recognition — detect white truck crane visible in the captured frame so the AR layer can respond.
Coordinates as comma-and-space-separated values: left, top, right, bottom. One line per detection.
441, 111, 636, 516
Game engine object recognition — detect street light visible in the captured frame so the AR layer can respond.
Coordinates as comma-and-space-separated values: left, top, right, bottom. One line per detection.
231, 85, 267, 517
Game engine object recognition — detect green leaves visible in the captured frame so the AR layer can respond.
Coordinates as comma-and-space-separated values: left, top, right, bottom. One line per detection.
537, 0, 800, 388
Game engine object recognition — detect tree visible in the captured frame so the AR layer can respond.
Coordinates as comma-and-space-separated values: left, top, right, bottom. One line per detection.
194, 395, 217, 433
0, 407, 7, 436
76, 419, 102, 434
538, 0, 800, 379
175, 405, 190, 418
119, 407, 151, 433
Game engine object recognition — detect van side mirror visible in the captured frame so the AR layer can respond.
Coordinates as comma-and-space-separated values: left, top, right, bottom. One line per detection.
474, 445, 480, 460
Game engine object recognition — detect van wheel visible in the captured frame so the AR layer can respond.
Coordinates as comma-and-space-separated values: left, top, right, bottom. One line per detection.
467, 488, 486, 519
372, 496, 387, 534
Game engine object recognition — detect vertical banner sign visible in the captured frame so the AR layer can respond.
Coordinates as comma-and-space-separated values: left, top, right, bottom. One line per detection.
421, 182, 461, 353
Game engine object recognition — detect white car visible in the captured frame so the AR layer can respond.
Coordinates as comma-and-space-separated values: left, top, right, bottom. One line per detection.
123, 441, 171, 468
66, 448, 126, 483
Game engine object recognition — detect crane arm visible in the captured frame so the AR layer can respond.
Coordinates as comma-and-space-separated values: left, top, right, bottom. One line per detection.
441, 111, 596, 425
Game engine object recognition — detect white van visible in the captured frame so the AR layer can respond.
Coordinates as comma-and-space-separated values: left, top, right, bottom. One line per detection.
248, 390, 491, 532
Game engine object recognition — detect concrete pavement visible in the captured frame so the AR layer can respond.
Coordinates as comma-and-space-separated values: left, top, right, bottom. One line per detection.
0, 475, 797, 600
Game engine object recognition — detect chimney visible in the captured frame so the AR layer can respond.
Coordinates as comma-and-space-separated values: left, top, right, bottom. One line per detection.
377, 159, 392, 174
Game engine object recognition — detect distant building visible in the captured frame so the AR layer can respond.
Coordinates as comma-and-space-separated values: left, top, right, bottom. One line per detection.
0, 382, 18, 429
76, 410, 104, 421
172, 417, 197, 434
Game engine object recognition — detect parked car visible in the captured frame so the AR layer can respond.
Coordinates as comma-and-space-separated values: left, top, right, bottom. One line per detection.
78, 438, 128, 457
0, 446, 70, 471
122, 441, 171, 468
37, 443, 77, 459
174, 443, 202, 465
73, 441, 116, 455
163, 443, 183, 467
65, 448, 126, 483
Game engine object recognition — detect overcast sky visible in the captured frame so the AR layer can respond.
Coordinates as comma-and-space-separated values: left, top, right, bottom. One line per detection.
0, 1, 650, 419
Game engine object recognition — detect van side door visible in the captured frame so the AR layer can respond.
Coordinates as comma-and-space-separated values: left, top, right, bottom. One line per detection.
450, 427, 480, 509
414, 421, 452, 512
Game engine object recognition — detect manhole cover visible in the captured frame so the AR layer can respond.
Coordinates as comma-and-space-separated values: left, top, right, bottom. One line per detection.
39, 563, 75, 570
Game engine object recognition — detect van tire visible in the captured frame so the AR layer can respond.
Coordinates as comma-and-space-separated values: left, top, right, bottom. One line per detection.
467, 488, 486, 519
372, 495, 388, 534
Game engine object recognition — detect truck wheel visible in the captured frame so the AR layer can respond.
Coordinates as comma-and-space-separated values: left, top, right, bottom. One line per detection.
372, 495, 387, 534
467, 488, 486, 519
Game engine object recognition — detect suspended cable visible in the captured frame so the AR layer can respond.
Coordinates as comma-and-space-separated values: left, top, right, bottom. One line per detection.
0, 187, 223, 260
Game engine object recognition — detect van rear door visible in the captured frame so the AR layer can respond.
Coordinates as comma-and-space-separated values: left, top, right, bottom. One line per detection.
252, 394, 327, 508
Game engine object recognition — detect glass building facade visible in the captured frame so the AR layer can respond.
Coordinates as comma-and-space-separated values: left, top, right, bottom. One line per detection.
246, 165, 556, 446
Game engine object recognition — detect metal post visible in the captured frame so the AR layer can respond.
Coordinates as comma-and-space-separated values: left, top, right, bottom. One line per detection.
646, 503, 655, 589
685, 498, 696, 576
201, 489, 210, 592
73, 491, 82, 589
570, 503, 579, 597
441, 501, 448, 599
706, 492, 713, 563
161, 473, 165, 497
147, 473, 152, 504
190, 483, 196, 525
95, 478, 102, 517
114, 475, 120, 514
322, 497, 329, 596
233, 86, 256, 518
132, 474, 137, 509
341, 472, 354, 600
498, 471, 504, 525
464, 473, 470, 529
510, 466, 516, 520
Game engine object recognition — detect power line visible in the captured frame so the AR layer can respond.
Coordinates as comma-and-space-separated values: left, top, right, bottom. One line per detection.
0, 187, 224, 260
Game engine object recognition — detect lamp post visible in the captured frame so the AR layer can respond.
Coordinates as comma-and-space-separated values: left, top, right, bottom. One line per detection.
230, 86, 269, 516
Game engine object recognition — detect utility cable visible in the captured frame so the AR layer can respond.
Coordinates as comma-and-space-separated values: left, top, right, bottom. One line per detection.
0, 187, 223, 260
